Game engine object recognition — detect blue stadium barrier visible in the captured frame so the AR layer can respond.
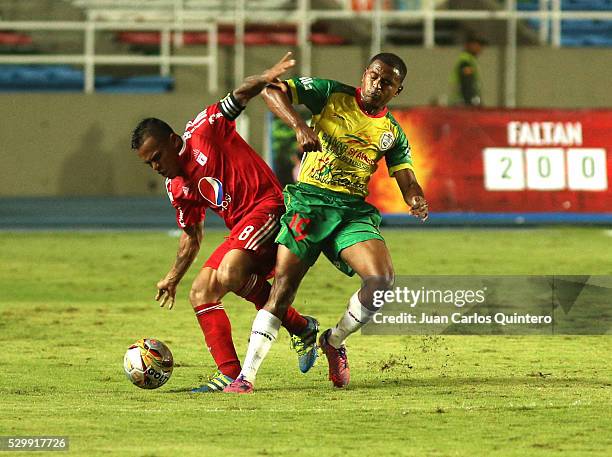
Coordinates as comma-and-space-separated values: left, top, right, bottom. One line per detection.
96, 75, 174, 93
562, 0, 612, 11
1, 198, 610, 229
384, 212, 612, 227
0, 197, 224, 230
562, 33, 612, 45
562, 19, 612, 32
518, 0, 612, 46
0, 65, 174, 92
517, 0, 540, 11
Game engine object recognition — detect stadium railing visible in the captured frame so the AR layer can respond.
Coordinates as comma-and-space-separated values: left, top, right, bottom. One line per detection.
0, 20, 218, 93
1, 0, 610, 99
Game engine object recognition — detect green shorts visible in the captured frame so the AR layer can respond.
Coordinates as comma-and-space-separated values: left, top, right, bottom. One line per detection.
275, 182, 384, 276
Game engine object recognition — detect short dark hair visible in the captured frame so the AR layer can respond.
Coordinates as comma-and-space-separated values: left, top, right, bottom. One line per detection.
368, 53, 407, 82
131, 117, 174, 150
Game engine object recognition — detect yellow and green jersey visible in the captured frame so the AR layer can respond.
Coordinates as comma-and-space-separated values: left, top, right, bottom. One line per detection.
286, 76, 414, 197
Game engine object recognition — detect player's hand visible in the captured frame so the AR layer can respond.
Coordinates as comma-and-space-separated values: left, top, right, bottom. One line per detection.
408, 196, 429, 221
262, 52, 296, 84
295, 124, 322, 153
155, 277, 178, 310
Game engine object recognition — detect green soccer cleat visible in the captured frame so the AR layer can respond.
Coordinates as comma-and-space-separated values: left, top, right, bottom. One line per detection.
191, 371, 234, 393
289, 315, 319, 373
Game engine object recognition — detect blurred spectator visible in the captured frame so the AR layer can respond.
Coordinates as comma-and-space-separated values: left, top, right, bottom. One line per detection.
450, 33, 486, 107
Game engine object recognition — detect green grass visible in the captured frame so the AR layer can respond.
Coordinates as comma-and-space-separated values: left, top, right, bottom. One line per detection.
1, 228, 611, 456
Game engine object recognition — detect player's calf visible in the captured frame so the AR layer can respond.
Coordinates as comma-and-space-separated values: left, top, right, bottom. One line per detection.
327, 291, 380, 349
190, 267, 241, 379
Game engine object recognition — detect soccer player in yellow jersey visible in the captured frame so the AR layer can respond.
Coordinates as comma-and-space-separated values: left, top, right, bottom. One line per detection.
225, 53, 428, 393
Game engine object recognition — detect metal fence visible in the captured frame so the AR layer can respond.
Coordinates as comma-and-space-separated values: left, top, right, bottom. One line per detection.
0, 0, 610, 104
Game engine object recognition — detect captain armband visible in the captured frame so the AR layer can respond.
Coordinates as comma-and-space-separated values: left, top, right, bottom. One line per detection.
219, 92, 245, 120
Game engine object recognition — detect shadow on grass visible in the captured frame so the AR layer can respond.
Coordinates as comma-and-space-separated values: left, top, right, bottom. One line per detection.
154, 374, 611, 396
349, 376, 611, 390
163, 387, 204, 394
250, 376, 611, 393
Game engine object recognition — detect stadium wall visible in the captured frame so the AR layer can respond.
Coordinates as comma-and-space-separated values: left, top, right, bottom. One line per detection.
1, 45, 611, 197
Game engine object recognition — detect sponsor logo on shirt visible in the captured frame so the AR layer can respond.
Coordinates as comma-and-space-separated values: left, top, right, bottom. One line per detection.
194, 149, 208, 166
198, 177, 229, 209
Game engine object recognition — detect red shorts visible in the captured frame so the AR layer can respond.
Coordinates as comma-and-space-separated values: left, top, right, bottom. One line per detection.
204, 208, 281, 277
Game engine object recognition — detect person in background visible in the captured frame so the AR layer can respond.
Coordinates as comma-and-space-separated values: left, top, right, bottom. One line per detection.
450, 33, 486, 107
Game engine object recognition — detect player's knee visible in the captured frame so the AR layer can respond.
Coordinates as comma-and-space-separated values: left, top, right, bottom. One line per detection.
360, 270, 394, 311
217, 263, 248, 292
190, 281, 223, 308
381, 270, 395, 290
364, 270, 395, 292
189, 286, 209, 308
189, 269, 224, 307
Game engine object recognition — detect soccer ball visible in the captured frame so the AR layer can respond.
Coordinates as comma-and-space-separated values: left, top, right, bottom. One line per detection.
123, 338, 173, 389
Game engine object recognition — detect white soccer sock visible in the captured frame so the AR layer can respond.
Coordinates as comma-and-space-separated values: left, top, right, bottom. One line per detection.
328, 291, 377, 349
239, 309, 281, 384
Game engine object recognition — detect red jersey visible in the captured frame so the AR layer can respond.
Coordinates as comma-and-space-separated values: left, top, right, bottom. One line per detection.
165, 95, 283, 229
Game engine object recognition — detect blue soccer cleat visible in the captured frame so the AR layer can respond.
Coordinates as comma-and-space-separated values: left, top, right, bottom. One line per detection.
289, 315, 319, 373
191, 371, 234, 393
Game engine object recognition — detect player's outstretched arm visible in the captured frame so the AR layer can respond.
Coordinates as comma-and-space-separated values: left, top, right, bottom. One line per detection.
231, 52, 296, 107
261, 80, 321, 153
394, 168, 429, 221
156, 222, 203, 310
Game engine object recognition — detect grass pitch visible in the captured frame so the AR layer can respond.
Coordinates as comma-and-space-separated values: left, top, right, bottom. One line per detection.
1, 228, 611, 456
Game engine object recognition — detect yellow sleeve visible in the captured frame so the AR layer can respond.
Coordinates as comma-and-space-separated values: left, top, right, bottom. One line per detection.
286, 79, 299, 105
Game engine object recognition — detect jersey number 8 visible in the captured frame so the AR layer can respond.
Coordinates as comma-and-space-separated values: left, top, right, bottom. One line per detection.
238, 225, 255, 241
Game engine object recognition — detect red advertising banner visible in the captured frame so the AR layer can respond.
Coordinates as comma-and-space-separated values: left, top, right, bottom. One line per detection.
367, 107, 611, 215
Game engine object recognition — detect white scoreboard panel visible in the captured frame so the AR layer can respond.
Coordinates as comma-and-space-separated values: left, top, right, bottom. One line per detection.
483, 148, 608, 192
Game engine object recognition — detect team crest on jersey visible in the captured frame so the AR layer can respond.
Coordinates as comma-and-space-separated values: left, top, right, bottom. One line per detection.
194, 149, 208, 166
198, 177, 227, 209
379, 131, 395, 151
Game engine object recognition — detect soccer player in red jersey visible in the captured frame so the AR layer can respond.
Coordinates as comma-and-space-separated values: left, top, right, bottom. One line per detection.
130, 53, 318, 392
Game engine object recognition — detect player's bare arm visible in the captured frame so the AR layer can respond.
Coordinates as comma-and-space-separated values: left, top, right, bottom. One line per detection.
156, 221, 203, 309
394, 168, 429, 221
231, 52, 296, 107
261, 82, 322, 153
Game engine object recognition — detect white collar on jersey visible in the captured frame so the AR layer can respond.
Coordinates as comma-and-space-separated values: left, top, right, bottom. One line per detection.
178, 137, 186, 156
